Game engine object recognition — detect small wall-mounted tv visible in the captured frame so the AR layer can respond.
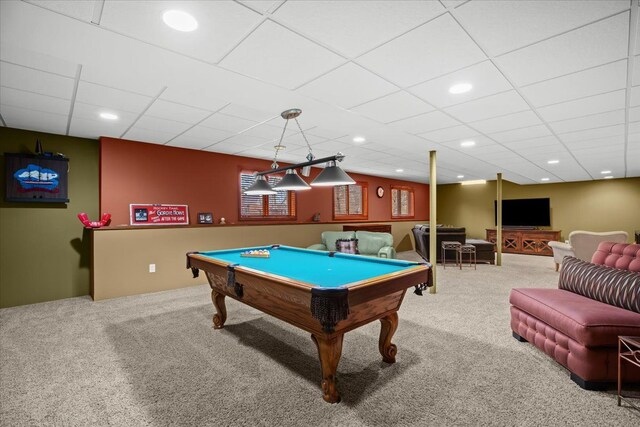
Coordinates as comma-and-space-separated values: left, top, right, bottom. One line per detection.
4, 153, 69, 203
494, 198, 550, 227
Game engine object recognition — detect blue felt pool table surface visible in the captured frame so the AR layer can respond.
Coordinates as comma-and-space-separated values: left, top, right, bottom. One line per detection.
197, 245, 421, 289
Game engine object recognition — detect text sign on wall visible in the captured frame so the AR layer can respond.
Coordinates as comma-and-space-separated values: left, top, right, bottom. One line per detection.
129, 204, 189, 226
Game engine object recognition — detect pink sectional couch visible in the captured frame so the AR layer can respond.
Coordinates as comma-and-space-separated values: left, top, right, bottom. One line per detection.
510, 242, 640, 389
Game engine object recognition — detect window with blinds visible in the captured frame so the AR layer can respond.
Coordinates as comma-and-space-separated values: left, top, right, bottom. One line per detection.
391, 186, 415, 218
333, 182, 368, 220
240, 172, 296, 219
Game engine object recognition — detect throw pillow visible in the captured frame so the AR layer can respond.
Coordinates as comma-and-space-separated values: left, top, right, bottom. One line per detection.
335, 238, 358, 255
559, 256, 640, 313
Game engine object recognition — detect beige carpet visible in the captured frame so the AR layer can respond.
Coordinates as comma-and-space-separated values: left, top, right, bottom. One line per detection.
1, 253, 637, 426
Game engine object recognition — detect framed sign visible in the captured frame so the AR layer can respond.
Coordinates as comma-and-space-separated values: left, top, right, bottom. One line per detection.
129, 204, 189, 226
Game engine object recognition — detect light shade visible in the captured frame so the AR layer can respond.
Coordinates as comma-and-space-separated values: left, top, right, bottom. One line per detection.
273, 169, 311, 191
243, 175, 276, 195
310, 161, 355, 187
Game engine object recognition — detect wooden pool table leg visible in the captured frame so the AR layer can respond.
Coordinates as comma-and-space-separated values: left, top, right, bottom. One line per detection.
379, 312, 398, 363
311, 333, 344, 404
211, 290, 227, 329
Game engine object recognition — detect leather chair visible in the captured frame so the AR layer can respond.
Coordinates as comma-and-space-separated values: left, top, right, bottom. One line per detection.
548, 231, 628, 271
412, 225, 466, 262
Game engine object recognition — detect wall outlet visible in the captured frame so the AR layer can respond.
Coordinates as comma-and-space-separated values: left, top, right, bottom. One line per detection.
149, 264, 156, 273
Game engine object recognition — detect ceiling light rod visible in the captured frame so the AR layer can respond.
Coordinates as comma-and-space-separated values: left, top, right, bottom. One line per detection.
255, 153, 346, 177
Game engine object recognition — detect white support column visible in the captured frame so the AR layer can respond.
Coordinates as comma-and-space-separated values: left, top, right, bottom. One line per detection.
429, 150, 437, 294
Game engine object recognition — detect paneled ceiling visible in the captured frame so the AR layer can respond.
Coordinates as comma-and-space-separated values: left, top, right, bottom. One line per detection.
1, 0, 639, 184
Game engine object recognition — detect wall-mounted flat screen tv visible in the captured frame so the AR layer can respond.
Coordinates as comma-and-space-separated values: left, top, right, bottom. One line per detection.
494, 198, 550, 227
4, 153, 69, 203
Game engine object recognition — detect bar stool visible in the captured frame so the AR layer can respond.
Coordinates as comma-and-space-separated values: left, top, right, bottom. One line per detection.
458, 244, 476, 270
441, 241, 461, 269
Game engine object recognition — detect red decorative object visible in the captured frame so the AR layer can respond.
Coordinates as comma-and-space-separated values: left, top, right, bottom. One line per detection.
78, 213, 111, 228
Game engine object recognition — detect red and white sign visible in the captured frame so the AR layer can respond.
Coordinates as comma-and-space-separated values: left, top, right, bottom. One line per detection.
129, 204, 189, 226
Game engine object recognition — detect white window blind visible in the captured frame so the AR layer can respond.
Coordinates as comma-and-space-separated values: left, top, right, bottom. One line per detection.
334, 182, 367, 218
240, 172, 295, 218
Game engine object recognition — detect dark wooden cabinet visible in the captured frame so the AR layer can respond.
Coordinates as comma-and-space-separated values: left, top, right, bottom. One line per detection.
343, 224, 392, 233
486, 229, 561, 257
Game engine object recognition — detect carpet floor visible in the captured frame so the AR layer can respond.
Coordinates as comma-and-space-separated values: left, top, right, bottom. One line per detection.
1, 253, 638, 426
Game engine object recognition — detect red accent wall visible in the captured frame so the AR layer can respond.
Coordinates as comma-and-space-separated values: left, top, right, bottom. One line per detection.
100, 137, 429, 226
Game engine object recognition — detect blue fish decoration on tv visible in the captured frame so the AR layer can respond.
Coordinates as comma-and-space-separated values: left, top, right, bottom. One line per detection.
14, 164, 60, 191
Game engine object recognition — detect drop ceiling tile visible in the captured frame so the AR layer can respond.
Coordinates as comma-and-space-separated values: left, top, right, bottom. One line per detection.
306, 127, 348, 140
200, 113, 258, 133
357, 14, 487, 86
123, 127, 180, 145
537, 90, 626, 122
388, 110, 461, 134
69, 117, 131, 139
520, 60, 627, 107
0, 45, 78, 78
631, 86, 640, 107
309, 140, 353, 153
471, 110, 542, 134
558, 124, 625, 143
630, 106, 640, 122
563, 134, 625, 150
238, 1, 283, 15
180, 125, 234, 145
202, 141, 245, 155
76, 81, 152, 113
214, 134, 269, 148
454, 0, 629, 57
273, 1, 444, 57
160, 87, 229, 114
0, 87, 70, 115
629, 122, 640, 134
496, 12, 629, 86
135, 116, 192, 135
489, 124, 552, 144
1, 62, 74, 99
145, 100, 211, 124
633, 56, 640, 86
219, 20, 344, 89
444, 90, 529, 123
24, 0, 96, 22
409, 61, 512, 108
550, 110, 625, 135
168, 135, 220, 150
220, 104, 279, 123
418, 125, 480, 143
297, 63, 397, 109
100, 1, 263, 63
351, 91, 434, 123
72, 102, 138, 125
0, 105, 67, 135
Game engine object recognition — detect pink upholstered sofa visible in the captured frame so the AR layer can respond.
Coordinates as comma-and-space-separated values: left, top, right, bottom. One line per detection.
510, 242, 640, 389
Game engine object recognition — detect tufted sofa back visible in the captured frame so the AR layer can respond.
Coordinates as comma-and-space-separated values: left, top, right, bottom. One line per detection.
591, 242, 640, 272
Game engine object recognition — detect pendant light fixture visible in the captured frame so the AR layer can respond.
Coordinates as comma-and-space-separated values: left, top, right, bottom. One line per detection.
242, 108, 355, 195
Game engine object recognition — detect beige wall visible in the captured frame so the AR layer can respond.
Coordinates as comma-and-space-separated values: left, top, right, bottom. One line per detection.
437, 177, 640, 241
92, 221, 421, 300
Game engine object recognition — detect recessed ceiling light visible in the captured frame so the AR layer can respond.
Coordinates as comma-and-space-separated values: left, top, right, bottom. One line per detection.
99, 112, 118, 120
352, 136, 366, 143
547, 159, 559, 164
604, 175, 614, 179
395, 169, 404, 173
457, 175, 464, 179
460, 140, 476, 147
449, 82, 473, 94
163, 10, 198, 32
541, 178, 550, 182
601, 170, 611, 174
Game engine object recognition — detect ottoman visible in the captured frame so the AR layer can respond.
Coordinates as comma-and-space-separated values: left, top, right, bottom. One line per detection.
466, 239, 495, 264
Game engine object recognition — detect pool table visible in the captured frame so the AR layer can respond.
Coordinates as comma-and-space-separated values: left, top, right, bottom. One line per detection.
186, 245, 432, 403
